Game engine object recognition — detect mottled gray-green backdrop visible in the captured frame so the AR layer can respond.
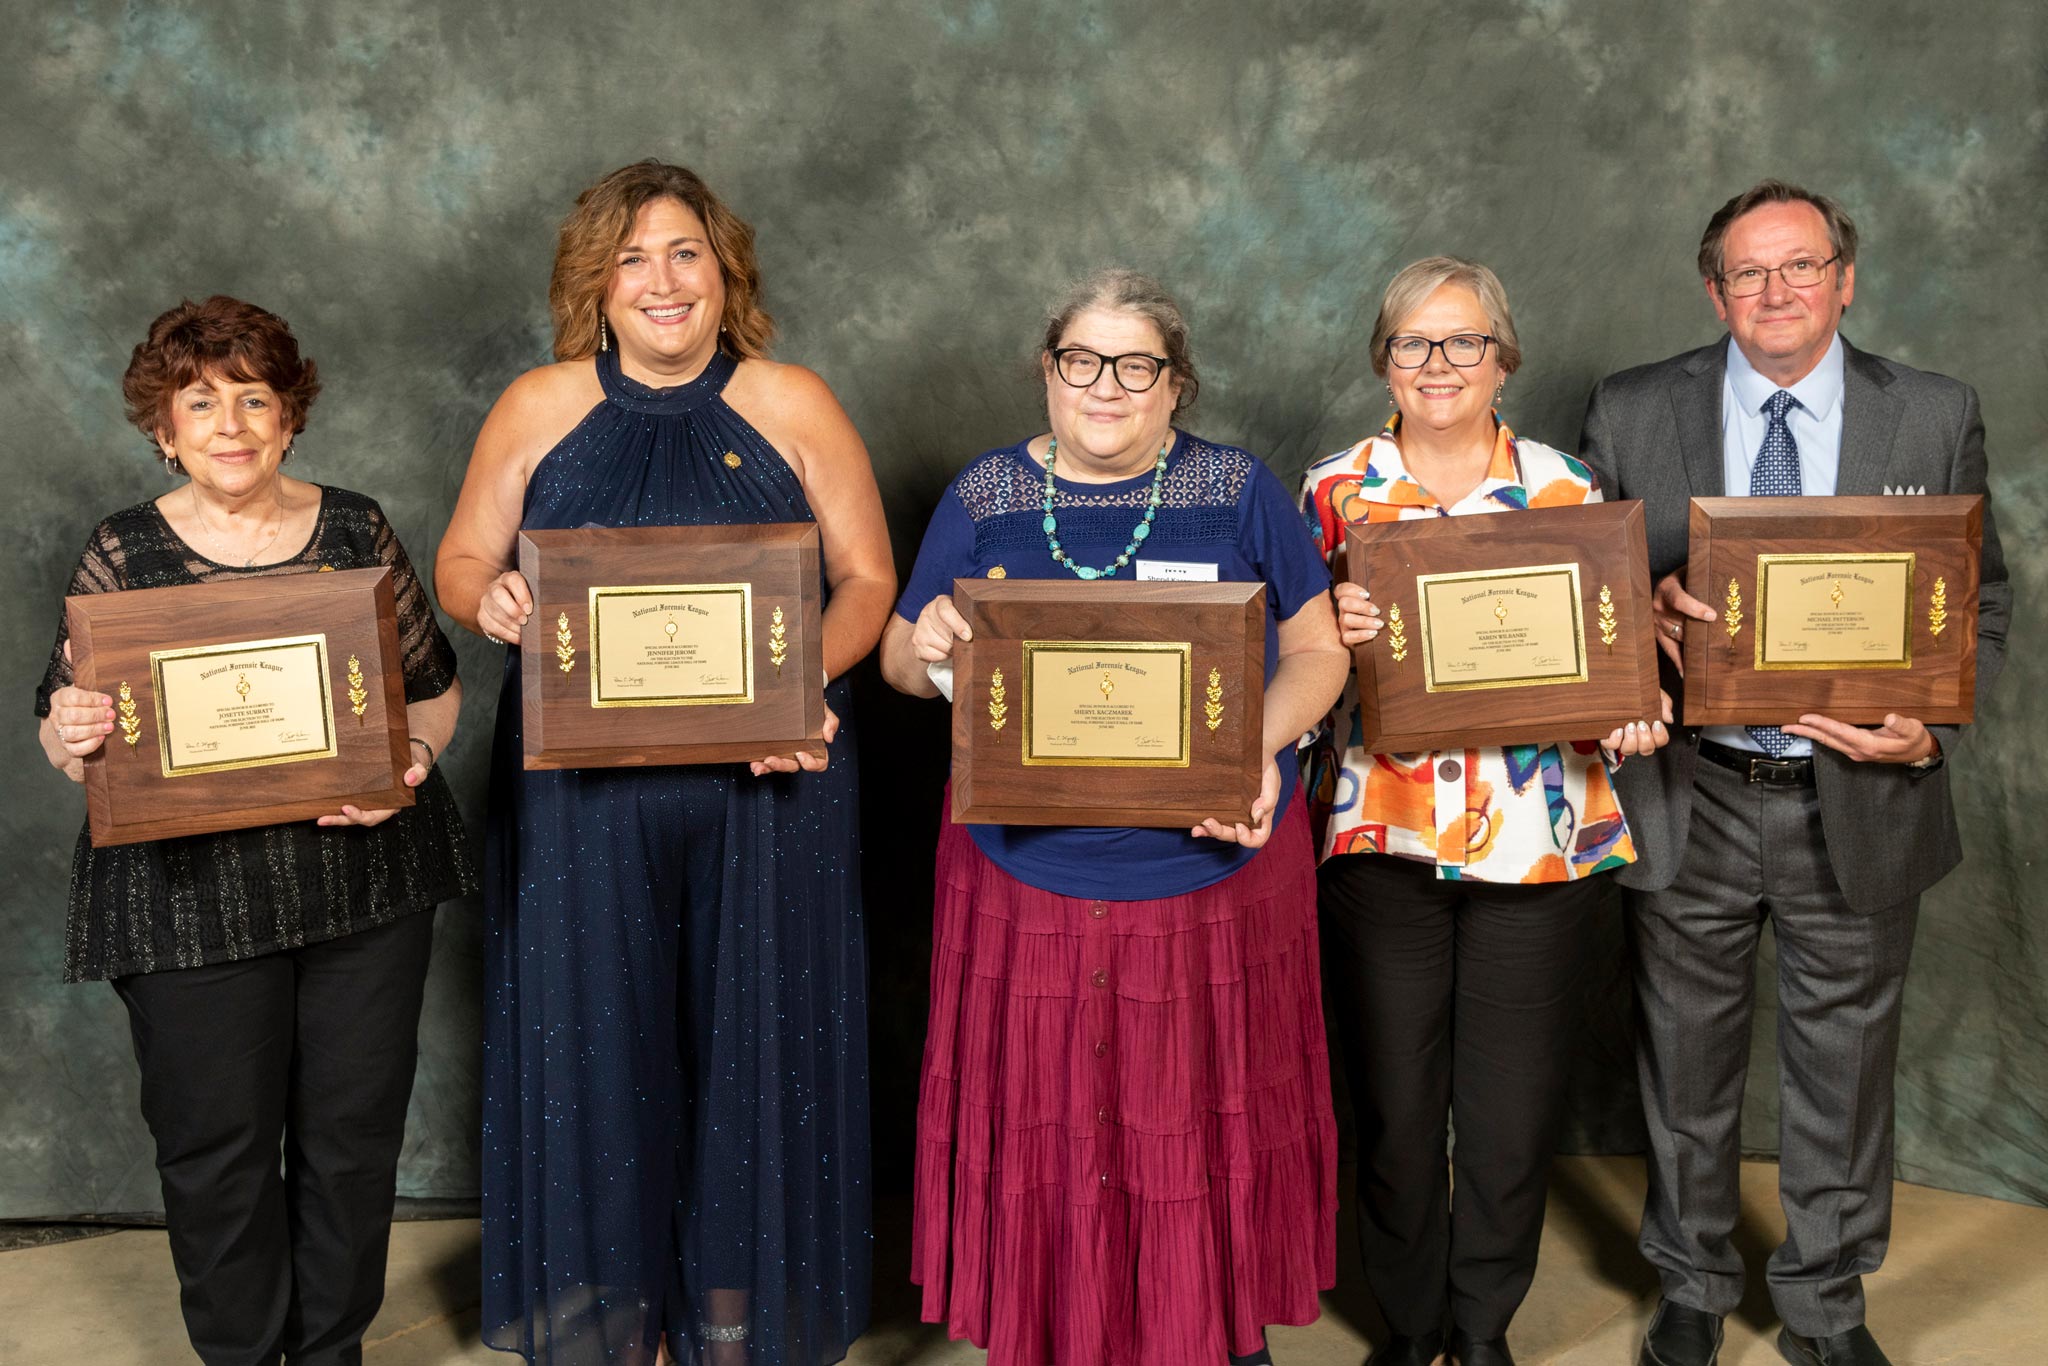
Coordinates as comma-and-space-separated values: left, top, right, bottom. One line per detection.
4, 1, 2041, 1220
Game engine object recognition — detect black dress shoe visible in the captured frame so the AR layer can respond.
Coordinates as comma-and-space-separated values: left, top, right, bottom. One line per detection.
1777, 1324, 1892, 1366
1447, 1328, 1514, 1365
1365, 1330, 1445, 1366
1639, 1299, 1723, 1366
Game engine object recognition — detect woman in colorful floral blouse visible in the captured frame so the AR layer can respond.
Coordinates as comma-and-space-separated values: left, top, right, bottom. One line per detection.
1299, 257, 1669, 1366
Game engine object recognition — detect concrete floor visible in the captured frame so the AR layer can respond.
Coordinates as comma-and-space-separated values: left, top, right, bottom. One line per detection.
3, 1157, 2042, 1364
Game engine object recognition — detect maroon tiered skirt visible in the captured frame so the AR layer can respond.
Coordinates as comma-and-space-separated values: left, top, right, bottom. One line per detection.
911, 793, 1338, 1365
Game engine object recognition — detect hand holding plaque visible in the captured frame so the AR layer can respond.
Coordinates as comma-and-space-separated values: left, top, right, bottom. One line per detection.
517, 524, 827, 769
1345, 502, 1660, 752
65, 568, 414, 846
948, 580, 1267, 828
1679, 496, 1982, 725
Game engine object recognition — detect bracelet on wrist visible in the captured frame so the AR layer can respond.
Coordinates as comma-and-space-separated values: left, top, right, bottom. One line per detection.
408, 736, 435, 767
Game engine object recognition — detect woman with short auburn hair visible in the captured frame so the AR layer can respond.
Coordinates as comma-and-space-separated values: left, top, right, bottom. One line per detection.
36, 293, 473, 1366
436, 160, 894, 1366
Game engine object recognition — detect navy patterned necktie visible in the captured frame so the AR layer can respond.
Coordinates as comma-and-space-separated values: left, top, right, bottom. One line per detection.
1749, 389, 1801, 755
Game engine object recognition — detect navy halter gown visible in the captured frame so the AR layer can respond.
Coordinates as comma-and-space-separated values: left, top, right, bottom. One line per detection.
481, 348, 870, 1366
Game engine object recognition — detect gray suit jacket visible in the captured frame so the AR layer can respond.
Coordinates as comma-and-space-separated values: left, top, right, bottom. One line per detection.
1578, 337, 2010, 911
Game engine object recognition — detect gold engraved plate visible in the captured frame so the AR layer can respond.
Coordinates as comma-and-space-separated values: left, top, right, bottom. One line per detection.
1928, 577, 1948, 638
1754, 553, 1914, 670
150, 634, 338, 778
589, 583, 753, 707
1415, 563, 1588, 693
1020, 640, 1191, 767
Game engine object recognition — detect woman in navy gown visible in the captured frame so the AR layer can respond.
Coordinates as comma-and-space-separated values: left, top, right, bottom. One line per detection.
437, 160, 895, 1366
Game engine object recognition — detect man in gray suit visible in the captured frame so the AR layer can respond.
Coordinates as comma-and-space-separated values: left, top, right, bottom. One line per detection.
1578, 180, 2010, 1366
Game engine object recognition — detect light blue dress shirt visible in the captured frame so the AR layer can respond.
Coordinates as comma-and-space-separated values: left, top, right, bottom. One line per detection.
1706, 333, 1846, 756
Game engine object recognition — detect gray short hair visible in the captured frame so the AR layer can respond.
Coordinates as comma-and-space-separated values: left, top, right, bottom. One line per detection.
1041, 268, 1200, 414
1698, 179, 1859, 284
1367, 257, 1522, 378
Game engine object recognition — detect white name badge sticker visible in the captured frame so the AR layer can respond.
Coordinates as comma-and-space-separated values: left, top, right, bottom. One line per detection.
1136, 560, 1219, 582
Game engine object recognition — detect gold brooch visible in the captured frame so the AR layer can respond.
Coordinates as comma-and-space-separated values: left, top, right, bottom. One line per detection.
723, 451, 743, 469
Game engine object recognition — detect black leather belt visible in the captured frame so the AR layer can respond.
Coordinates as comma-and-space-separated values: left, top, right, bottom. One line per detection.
1699, 738, 1814, 786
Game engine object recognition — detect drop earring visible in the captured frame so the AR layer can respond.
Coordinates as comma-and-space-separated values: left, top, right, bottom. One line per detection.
1494, 381, 1505, 407
599, 316, 609, 352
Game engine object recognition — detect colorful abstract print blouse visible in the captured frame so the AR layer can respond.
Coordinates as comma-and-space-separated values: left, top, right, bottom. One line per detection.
1299, 421, 1636, 883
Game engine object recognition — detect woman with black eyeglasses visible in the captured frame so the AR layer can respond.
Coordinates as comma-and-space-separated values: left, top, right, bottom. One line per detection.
880, 269, 1350, 1366
1297, 257, 1670, 1366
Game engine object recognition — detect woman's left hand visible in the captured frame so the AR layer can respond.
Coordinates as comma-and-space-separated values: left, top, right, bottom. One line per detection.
749, 700, 839, 776
1600, 689, 1675, 761
317, 753, 431, 827
1191, 754, 1279, 848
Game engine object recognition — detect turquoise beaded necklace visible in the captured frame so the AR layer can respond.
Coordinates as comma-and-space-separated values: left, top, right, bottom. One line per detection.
1041, 434, 1172, 580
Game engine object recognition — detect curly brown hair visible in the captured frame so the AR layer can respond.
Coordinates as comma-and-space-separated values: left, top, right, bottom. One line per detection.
121, 296, 322, 458
549, 160, 774, 363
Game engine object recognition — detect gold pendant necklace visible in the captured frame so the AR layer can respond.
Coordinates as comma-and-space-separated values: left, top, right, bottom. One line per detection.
190, 482, 286, 567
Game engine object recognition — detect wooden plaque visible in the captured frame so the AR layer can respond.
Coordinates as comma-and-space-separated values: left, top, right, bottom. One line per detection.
1681, 496, 1981, 725
1345, 502, 1660, 752
518, 524, 827, 769
67, 568, 412, 847
949, 580, 1266, 828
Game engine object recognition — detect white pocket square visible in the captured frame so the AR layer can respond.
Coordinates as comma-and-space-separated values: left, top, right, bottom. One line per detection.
1882, 484, 1927, 495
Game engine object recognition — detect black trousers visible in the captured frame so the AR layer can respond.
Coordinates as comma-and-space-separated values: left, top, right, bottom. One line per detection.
1319, 854, 1602, 1339
113, 910, 435, 1366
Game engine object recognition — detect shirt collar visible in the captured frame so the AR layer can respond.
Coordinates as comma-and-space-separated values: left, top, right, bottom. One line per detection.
1366, 416, 1523, 510
1725, 332, 1845, 422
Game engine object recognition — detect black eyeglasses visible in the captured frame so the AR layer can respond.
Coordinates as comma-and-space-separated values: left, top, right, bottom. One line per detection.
1050, 347, 1172, 393
1385, 334, 1495, 369
1717, 253, 1840, 298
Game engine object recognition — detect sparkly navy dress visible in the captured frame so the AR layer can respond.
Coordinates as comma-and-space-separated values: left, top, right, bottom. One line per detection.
481, 348, 870, 1366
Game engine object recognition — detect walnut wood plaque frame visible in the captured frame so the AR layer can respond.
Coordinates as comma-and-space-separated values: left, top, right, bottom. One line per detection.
1681, 496, 1981, 725
67, 568, 412, 847
518, 525, 826, 769
949, 580, 1267, 827
1345, 501, 1659, 752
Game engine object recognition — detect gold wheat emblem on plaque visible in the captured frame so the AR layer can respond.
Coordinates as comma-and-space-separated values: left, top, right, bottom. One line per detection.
555, 613, 576, 673
117, 682, 141, 747
1598, 586, 1617, 650
1724, 579, 1744, 639
1386, 603, 1409, 662
346, 654, 368, 717
987, 667, 1007, 732
1204, 668, 1224, 732
769, 606, 788, 674
1928, 577, 1948, 637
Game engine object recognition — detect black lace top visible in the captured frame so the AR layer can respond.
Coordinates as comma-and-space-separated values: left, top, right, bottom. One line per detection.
36, 485, 476, 982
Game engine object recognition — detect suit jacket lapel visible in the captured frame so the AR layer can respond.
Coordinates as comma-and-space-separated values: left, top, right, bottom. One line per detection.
1671, 343, 1725, 497
1835, 339, 1903, 495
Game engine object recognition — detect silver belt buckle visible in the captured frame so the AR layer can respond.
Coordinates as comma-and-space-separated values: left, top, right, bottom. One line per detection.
1746, 756, 1805, 786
